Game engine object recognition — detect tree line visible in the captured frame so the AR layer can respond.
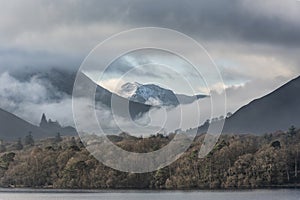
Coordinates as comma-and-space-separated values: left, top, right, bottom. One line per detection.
0, 127, 299, 189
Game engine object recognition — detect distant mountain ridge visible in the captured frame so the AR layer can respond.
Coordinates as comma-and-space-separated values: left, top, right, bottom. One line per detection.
119, 82, 179, 106
118, 82, 207, 106
197, 75, 300, 134
12, 69, 152, 119
11, 68, 206, 108
222, 75, 300, 134
5, 68, 300, 137
0, 108, 45, 140
0, 109, 76, 141
77, 73, 152, 119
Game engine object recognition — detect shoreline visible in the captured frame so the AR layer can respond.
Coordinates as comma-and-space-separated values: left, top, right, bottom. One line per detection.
0, 186, 300, 193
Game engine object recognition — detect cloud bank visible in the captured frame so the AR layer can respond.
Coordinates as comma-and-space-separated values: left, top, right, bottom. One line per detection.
0, 0, 299, 132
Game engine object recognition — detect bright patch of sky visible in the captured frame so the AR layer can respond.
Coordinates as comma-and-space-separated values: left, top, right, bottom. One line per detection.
85, 49, 221, 96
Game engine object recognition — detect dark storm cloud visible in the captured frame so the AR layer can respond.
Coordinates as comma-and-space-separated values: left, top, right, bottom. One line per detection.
2, 0, 298, 81
119, 0, 300, 47
0, 48, 81, 74
88, 0, 294, 47
2, 0, 300, 48
1, 0, 299, 82
45, 0, 300, 46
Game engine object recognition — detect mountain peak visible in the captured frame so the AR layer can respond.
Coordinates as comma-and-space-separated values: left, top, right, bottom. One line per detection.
118, 82, 179, 106
40, 113, 47, 127
118, 82, 142, 98
118, 82, 208, 107
39, 113, 62, 130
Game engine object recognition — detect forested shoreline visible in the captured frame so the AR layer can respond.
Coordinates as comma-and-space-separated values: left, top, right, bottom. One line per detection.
0, 128, 299, 189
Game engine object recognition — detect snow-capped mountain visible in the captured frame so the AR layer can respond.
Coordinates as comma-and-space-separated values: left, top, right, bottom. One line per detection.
118, 82, 142, 98
118, 82, 206, 107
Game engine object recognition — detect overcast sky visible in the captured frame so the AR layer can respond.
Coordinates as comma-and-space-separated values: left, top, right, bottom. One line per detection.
0, 0, 299, 126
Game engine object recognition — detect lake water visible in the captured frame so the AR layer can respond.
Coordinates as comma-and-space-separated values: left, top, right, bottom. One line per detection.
0, 189, 299, 200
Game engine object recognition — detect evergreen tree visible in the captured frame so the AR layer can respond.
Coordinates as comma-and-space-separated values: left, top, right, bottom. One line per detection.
24, 132, 34, 146
0, 139, 6, 153
55, 132, 62, 142
15, 138, 23, 150
288, 125, 296, 136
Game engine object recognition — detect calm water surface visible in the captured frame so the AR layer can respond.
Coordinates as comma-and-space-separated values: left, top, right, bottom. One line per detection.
0, 189, 299, 200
